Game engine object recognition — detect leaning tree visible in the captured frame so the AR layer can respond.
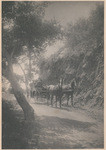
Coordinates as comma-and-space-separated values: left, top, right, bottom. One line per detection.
2, 1, 61, 121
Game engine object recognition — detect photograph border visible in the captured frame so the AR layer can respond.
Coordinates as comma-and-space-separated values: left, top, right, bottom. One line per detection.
0, 0, 105, 150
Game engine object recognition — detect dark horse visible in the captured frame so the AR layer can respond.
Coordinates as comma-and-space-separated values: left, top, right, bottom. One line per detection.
62, 79, 76, 107
48, 77, 64, 108
49, 85, 63, 108
62, 89, 74, 106
49, 78, 76, 108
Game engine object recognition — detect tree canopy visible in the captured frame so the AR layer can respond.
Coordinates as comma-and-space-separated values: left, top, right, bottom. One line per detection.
2, 1, 62, 120
2, 1, 61, 59
37, 4, 104, 106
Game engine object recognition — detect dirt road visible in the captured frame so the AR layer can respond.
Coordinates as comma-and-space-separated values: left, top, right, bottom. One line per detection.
29, 99, 104, 149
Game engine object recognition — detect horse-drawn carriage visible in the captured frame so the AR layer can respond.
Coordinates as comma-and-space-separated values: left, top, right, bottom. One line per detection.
30, 80, 50, 101
30, 79, 76, 108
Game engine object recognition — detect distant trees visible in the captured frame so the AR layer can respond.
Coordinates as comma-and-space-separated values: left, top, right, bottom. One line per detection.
2, 1, 61, 120
38, 4, 104, 106
65, 4, 104, 87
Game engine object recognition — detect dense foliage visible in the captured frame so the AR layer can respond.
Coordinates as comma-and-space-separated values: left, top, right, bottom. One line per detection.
2, 1, 61, 57
2, 1, 61, 120
39, 4, 104, 107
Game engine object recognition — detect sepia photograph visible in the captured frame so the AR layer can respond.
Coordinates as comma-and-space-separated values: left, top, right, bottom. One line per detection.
2, 1, 104, 149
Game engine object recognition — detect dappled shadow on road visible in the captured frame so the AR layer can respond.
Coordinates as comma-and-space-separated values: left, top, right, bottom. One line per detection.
39, 115, 94, 134
2, 97, 104, 149
36, 116, 104, 149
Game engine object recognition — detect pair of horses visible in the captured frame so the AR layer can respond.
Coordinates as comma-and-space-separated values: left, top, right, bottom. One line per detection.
48, 84, 75, 108
31, 81, 76, 108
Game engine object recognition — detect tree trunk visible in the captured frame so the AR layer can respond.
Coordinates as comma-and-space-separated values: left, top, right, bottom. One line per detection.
17, 62, 29, 98
9, 70, 34, 120
4, 50, 35, 121
28, 48, 32, 98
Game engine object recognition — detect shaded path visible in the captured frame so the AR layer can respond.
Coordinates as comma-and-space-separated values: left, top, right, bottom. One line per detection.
30, 99, 104, 149
2, 93, 103, 149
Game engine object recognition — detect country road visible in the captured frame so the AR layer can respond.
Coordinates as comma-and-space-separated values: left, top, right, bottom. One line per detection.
2, 93, 104, 149
29, 99, 104, 149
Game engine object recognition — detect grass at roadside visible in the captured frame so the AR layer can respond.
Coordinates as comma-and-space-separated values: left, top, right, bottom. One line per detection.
2, 98, 40, 149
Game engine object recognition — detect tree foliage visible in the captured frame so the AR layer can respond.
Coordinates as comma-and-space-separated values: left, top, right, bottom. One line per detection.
2, 1, 61, 120
2, 1, 61, 59
38, 4, 104, 106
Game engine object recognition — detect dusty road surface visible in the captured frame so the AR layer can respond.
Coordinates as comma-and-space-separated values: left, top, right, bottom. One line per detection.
2, 93, 104, 149
29, 99, 104, 149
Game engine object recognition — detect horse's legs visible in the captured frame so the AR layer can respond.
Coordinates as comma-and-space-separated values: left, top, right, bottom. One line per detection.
59, 97, 61, 108
71, 91, 74, 107
56, 95, 58, 107
59, 94, 62, 108
51, 94, 53, 106
37, 95, 38, 101
67, 94, 69, 106
60, 96, 61, 108
47, 93, 50, 105
47, 93, 48, 105
36, 92, 39, 101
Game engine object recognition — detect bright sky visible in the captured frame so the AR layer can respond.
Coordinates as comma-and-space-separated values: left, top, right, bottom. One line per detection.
44, 1, 103, 27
